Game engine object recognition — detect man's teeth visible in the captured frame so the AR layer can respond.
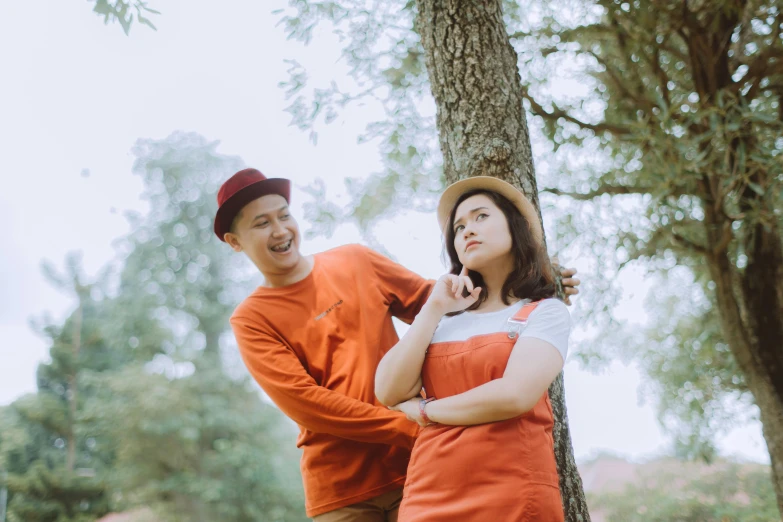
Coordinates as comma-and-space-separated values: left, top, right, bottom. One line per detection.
271, 240, 292, 253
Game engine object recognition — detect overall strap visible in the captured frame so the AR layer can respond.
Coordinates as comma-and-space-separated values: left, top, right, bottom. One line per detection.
506, 300, 541, 339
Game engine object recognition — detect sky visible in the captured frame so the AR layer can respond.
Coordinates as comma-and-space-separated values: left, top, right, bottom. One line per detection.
0, 0, 769, 464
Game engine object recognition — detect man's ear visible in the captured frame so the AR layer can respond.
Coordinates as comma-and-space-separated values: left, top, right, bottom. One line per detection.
224, 232, 243, 253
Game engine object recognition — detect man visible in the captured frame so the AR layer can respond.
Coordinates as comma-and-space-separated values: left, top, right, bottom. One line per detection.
216, 168, 580, 521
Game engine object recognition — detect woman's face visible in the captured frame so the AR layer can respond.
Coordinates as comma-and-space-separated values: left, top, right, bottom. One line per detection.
452, 193, 513, 271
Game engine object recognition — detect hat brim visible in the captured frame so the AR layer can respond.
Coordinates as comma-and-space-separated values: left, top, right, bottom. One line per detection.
214, 178, 291, 241
436, 176, 543, 245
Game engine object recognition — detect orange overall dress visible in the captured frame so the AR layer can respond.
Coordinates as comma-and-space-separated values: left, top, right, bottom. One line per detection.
399, 302, 565, 521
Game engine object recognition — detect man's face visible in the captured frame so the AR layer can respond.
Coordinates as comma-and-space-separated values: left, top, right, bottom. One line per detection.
224, 194, 303, 276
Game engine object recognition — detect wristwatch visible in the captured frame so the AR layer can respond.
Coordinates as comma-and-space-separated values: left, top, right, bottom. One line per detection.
419, 397, 436, 426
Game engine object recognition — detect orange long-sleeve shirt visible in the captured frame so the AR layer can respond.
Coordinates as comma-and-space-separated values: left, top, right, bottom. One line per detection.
230, 244, 434, 517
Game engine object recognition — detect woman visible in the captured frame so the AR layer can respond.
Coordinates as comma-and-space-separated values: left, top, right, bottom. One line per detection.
374, 176, 570, 521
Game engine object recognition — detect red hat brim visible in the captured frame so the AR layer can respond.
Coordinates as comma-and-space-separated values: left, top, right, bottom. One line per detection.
214, 178, 291, 241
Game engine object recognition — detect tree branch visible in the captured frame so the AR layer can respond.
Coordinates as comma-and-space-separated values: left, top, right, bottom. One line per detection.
543, 185, 649, 200
712, 221, 734, 257
651, 43, 671, 108
586, 50, 658, 113
542, 182, 691, 200
733, 10, 783, 99
521, 88, 633, 136
672, 230, 708, 255
679, 0, 703, 37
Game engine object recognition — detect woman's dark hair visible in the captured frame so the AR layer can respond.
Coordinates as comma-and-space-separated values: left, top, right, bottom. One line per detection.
444, 189, 556, 313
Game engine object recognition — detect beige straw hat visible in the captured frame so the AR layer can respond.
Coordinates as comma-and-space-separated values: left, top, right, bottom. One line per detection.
436, 176, 544, 245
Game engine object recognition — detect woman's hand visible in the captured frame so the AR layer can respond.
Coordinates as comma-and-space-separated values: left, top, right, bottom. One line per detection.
425, 266, 482, 316
390, 397, 428, 427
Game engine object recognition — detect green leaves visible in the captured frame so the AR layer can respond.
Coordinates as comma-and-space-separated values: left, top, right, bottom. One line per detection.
588, 458, 779, 522
89, 1, 160, 35
4, 132, 308, 521
278, 1, 781, 476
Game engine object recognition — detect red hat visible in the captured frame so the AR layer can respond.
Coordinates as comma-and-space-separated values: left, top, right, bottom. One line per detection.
214, 168, 291, 242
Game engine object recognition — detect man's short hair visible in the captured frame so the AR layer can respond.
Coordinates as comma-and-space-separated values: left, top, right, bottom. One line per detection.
229, 209, 244, 235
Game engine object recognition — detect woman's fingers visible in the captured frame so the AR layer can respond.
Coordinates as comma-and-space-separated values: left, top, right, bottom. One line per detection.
443, 274, 458, 294
456, 267, 473, 297
454, 274, 465, 298
440, 270, 479, 304
463, 275, 474, 294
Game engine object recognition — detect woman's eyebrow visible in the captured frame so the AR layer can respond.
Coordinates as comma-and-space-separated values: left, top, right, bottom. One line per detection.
453, 206, 489, 228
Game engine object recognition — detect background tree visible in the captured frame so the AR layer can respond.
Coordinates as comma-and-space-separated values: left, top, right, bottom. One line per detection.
83, 0, 783, 517
274, 0, 783, 515
2, 132, 308, 522
413, 2, 591, 519
585, 456, 779, 522
88, 0, 160, 34
0, 255, 113, 522
88, 132, 307, 522
512, 1, 783, 515
113, 132, 249, 365
85, 364, 305, 522
279, 0, 593, 518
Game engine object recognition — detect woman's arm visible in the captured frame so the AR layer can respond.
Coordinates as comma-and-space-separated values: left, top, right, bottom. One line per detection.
375, 269, 482, 406
374, 304, 441, 406
392, 336, 564, 426
424, 337, 564, 425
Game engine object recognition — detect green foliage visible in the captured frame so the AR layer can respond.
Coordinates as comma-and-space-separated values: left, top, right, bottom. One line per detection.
513, 0, 783, 459
85, 365, 304, 522
636, 268, 752, 462
1, 258, 114, 522
101, 132, 305, 519
275, 0, 783, 463
3, 132, 308, 521
278, 1, 444, 236
4, 462, 107, 522
588, 460, 779, 522
115, 132, 248, 360
89, 0, 160, 34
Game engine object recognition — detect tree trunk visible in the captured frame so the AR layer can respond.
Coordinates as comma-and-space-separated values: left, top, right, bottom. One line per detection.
66, 299, 83, 474
703, 178, 783, 518
686, 8, 783, 513
740, 223, 783, 517
704, 209, 783, 517
415, 1, 591, 519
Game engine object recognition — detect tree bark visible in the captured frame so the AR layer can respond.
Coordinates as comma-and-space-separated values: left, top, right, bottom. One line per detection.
686, 8, 783, 514
740, 223, 783, 518
415, 1, 591, 519
702, 192, 783, 517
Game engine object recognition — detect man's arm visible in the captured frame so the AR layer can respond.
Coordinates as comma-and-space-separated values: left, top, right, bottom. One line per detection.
361, 245, 435, 322
231, 315, 419, 449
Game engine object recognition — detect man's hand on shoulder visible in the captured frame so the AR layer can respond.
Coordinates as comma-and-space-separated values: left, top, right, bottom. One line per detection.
550, 256, 580, 306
